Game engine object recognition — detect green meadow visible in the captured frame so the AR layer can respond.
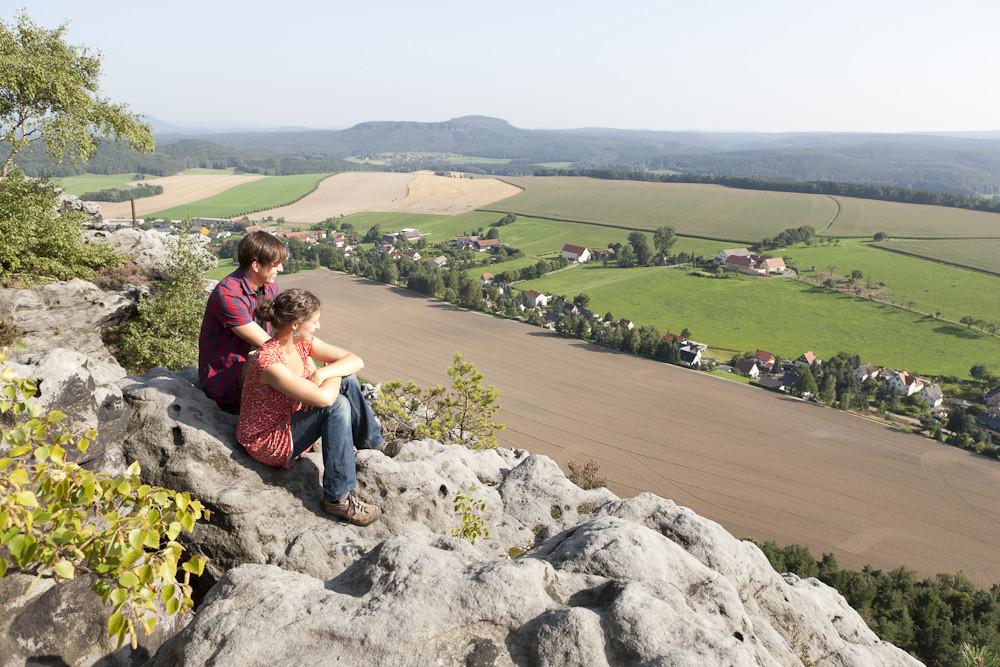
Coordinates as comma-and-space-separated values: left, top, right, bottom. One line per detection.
781, 240, 1000, 325
206, 257, 237, 281
56, 172, 151, 196
518, 265, 999, 378
150, 173, 332, 219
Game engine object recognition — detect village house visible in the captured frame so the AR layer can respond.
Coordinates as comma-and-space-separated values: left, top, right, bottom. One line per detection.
985, 386, 1000, 411
523, 289, 549, 308
244, 225, 262, 234
454, 235, 477, 249
754, 349, 777, 372
761, 257, 786, 274
189, 225, 210, 236
853, 364, 881, 382
381, 233, 397, 244
678, 340, 709, 367
561, 244, 591, 263
919, 383, 944, 409
399, 228, 423, 242
480, 272, 494, 286
617, 319, 635, 331
592, 248, 615, 261
734, 358, 761, 379
884, 370, 925, 396
795, 351, 820, 368
474, 238, 500, 252
403, 248, 421, 261
758, 370, 800, 393
426, 255, 448, 269
725, 253, 786, 276
716, 248, 752, 264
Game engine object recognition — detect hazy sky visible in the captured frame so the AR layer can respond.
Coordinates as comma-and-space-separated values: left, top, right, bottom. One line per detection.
10, 0, 1000, 132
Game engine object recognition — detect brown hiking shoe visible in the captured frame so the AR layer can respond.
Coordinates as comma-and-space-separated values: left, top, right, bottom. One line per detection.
323, 494, 381, 526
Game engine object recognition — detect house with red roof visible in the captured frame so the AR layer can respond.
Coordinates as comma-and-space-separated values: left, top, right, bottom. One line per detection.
561, 244, 591, 263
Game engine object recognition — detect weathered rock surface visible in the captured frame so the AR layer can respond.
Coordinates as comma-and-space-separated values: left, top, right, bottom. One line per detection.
0, 572, 183, 667
57, 191, 102, 218
82, 228, 176, 279
123, 370, 921, 666
0, 278, 134, 367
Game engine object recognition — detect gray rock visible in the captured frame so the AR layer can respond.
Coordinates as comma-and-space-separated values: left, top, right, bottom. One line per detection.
121, 370, 921, 667
82, 228, 215, 280
0, 278, 134, 367
0, 572, 184, 667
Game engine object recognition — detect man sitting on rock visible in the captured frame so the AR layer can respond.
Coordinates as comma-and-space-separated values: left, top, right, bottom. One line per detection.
198, 230, 287, 414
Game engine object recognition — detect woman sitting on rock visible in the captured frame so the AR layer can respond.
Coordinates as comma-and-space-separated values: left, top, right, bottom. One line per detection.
236, 288, 386, 526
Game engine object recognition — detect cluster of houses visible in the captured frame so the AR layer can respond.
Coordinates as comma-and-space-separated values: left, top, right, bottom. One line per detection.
454, 235, 499, 252
978, 386, 1000, 434
728, 348, 948, 408
715, 248, 786, 276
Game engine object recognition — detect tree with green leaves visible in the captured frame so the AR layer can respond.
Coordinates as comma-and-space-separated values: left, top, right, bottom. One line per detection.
118, 235, 215, 373
819, 374, 837, 404
0, 12, 153, 177
653, 226, 677, 257
627, 231, 653, 265
796, 366, 819, 396
617, 243, 637, 268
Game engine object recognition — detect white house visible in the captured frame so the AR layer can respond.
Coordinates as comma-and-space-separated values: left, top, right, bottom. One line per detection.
561, 244, 591, 263
523, 289, 549, 308
678, 343, 705, 367
885, 370, 924, 396
853, 364, 881, 382
919, 383, 944, 408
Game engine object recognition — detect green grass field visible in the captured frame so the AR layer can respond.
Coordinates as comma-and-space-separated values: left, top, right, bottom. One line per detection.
206, 257, 237, 280
150, 173, 332, 219
462, 255, 541, 279
492, 176, 1000, 241
781, 240, 1000, 325
871, 239, 1000, 276
56, 173, 152, 196
518, 265, 999, 378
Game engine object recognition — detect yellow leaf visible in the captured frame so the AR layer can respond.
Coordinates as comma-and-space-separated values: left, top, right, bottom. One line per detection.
15, 491, 38, 507
126, 461, 141, 477
108, 611, 125, 637
166, 521, 181, 541
77, 438, 89, 453
8, 467, 28, 486
141, 616, 156, 635
53, 560, 75, 579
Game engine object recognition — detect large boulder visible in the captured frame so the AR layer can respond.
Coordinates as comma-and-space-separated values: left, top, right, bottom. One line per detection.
0, 278, 134, 367
122, 370, 922, 666
0, 572, 184, 667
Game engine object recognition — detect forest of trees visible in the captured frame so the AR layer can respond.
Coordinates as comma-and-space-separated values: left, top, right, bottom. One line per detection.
755, 540, 1000, 667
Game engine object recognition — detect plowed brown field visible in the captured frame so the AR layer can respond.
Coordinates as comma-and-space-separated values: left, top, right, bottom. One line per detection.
90, 173, 266, 219
283, 269, 1000, 585
246, 171, 521, 222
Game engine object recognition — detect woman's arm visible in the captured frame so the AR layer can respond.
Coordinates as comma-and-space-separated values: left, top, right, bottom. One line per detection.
309, 336, 364, 382
261, 362, 340, 408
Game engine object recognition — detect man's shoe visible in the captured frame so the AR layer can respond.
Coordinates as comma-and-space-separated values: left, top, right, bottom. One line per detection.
323, 494, 381, 526
377, 439, 402, 458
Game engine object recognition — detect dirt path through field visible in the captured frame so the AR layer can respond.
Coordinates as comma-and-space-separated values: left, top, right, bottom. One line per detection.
283, 270, 1000, 585
89, 173, 266, 219
244, 171, 522, 222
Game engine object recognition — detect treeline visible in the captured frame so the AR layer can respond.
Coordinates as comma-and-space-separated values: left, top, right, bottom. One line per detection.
533, 168, 1000, 215
754, 540, 1000, 667
79, 183, 163, 202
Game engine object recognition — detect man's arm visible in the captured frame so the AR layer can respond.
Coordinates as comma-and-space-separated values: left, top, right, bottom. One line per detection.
231, 322, 271, 347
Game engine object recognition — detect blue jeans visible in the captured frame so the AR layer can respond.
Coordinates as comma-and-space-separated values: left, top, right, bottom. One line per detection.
289, 374, 384, 501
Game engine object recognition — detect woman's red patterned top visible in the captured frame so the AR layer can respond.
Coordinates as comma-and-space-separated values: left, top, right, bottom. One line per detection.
236, 337, 312, 468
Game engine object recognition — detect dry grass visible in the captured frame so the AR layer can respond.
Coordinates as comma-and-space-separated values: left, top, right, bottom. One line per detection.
283, 269, 1000, 585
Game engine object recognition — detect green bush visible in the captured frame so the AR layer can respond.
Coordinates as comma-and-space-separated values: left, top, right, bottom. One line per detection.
451, 486, 490, 545
117, 235, 214, 373
0, 171, 123, 285
0, 351, 208, 649
374, 353, 503, 449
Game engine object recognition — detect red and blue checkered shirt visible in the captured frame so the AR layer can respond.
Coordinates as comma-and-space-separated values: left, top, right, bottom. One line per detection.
198, 268, 278, 410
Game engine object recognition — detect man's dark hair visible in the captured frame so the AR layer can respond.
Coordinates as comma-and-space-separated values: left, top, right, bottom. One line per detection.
237, 231, 288, 270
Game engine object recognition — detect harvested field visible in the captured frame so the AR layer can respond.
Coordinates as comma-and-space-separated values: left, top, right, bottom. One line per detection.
283, 269, 1000, 585
873, 238, 1000, 276
90, 173, 265, 219
494, 176, 1000, 240
246, 171, 521, 222
151, 173, 332, 220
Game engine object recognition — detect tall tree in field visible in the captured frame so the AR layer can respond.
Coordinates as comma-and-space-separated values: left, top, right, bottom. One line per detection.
653, 226, 677, 256
627, 231, 653, 265
0, 12, 153, 176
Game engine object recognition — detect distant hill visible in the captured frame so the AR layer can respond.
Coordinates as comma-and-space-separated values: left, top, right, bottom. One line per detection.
13, 115, 1000, 195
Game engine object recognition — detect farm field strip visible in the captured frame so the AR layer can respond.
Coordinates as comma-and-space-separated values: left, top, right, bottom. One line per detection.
871, 238, 1000, 276
88, 173, 267, 219
495, 176, 1000, 240
243, 171, 521, 222
283, 270, 1000, 585
518, 264, 999, 378
150, 173, 332, 220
